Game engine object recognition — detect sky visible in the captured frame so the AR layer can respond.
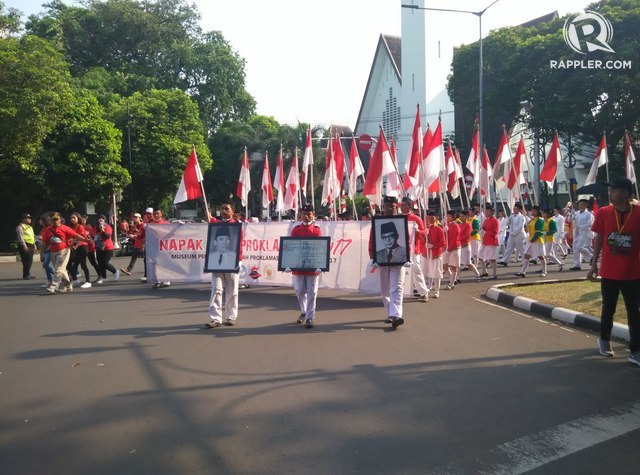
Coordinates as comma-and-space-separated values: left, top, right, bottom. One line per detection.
9, 0, 595, 128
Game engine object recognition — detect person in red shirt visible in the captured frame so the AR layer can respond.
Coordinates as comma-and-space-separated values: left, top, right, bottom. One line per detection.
120, 212, 144, 276
588, 177, 640, 365
287, 205, 323, 328
400, 197, 429, 302
459, 210, 480, 278
423, 211, 445, 298
40, 212, 90, 293
149, 209, 171, 288
93, 214, 120, 284
205, 203, 243, 328
67, 212, 92, 288
443, 210, 461, 290
478, 204, 500, 280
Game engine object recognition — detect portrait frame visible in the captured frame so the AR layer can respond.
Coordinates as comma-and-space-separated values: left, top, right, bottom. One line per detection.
204, 222, 242, 273
372, 215, 410, 266
278, 236, 331, 272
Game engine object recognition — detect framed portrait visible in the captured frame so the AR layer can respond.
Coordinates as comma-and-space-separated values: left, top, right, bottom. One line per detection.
278, 236, 331, 272
372, 215, 409, 266
204, 222, 242, 273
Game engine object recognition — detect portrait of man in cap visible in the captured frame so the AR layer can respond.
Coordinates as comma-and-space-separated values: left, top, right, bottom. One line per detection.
205, 223, 240, 272
374, 218, 408, 265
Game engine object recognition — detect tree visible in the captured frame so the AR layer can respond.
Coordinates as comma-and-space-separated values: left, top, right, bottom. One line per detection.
108, 88, 212, 210
0, 1, 22, 36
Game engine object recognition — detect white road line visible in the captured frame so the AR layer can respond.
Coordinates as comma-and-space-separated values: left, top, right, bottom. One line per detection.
473, 297, 575, 332
432, 400, 640, 474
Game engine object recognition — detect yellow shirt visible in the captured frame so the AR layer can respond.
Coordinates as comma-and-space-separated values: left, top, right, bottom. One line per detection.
528, 217, 544, 244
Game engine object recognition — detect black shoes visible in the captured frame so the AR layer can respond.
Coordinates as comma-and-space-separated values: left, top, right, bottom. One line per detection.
205, 321, 222, 329
305, 319, 314, 329
297, 313, 306, 324
391, 317, 405, 328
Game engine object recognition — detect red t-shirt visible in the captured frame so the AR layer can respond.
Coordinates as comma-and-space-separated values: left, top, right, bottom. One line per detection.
423, 224, 445, 258
291, 222, 322, 275
41, 225, 80, 252
406, 213, 426, 255
94, 224, 114, 251
446, 222, 461, 251
592, 204, 640, 280
70, 224, 88, 247
85, 225, 96, 252
482, 216, 499, 246
459, 222, 471, 246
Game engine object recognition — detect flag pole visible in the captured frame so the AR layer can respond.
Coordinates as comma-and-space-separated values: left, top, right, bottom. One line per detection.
604, 131, 610, 182
193, 145, 211, 220
627, 130, 640, 199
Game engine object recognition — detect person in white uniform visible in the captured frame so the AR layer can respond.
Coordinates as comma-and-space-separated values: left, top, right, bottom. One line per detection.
569, 199, 595, 270
498, 203, 526, 266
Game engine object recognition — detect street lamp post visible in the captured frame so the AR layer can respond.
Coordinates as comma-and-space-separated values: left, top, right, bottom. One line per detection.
402, 0, 503, 203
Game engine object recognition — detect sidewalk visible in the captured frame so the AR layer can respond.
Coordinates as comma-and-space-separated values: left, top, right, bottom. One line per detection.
485, 280, 630, 342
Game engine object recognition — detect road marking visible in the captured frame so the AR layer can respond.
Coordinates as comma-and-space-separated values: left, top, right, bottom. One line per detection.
473, 298, 574, 332
432, 400, 640, 474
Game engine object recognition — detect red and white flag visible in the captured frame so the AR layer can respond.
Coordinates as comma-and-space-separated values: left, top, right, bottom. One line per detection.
478, 145, 493, 202
424, 120, 445, 193
301, 126, 314, 196
403, 105, 423, 200
385, 138, 402, 198
584, 133, 608, 186
174, 147, 204, 204
362, 128, 395, 207
540, 131, 563, 187
333, 133, 346, 194
446, 143, 461, 199
492, 127, 511, 181
507, 136, 526, 191
284, 149, 300, 211
348, 137, 365, 200
321, 134, 339, 205
625, 131, 637, 184
274, 145, 285, 213
261, 152, 273, 209
236, 147, 251, 208
466, 125, 480, 200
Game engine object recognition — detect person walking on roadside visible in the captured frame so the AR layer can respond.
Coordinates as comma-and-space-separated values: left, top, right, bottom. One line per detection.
16, 213, 36, 280
515, 206, 546, 277
543, 209, 563, 271
424, 211, 445, 298
120, 212, 144, 276
498, 203, 526, 266
443, 210, 461, 290
288, 205, 322, 328
552, 207, 568, 258
40, 212, 90, 293
205, 203, 243, 328
478, 204, 499, 280
93, 215, 120, 284
148, 209, 171, 288
37, 213, 55, 288
569, 199, 595, 270
459, 210, 480, 278
67, 212, 92, 288
400, 197, 429, 302
588, 177, 640, 366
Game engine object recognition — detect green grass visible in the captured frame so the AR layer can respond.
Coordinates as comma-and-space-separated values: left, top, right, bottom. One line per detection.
503, 280, 628, 325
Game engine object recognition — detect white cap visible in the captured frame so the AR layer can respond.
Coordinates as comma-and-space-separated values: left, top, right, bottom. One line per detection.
145, 207, 153, 213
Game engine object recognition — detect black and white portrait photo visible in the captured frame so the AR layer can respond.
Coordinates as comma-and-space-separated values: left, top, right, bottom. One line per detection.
372, 215, 409, 266
204, 222, 242, 273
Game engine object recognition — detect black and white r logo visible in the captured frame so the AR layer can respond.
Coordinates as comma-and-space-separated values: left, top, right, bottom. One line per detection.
563, 12, 614, 54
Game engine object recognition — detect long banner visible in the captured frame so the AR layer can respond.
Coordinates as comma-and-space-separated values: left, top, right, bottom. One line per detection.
146, 222, 414, 293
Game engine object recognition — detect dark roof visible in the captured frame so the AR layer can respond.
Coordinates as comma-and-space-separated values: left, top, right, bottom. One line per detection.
519, 11, 559, 28
383, 34, 401, 77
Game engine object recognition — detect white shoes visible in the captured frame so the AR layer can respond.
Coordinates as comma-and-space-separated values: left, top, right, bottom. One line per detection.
94, 278, 103, 284
80, 281, 92, 289
114, 270, 120, 281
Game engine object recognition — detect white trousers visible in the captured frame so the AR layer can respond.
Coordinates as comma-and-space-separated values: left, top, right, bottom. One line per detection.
209, 272, 239, 322
379, 265, 406, 318
545, 241, 562, 265
573, 235, 593, 268
293, 274, 320, 320
470, 240, 480, 260
411, 254, 429, 297
502, 233, 525, 262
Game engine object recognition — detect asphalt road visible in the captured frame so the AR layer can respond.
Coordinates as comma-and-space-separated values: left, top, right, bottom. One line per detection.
1, 257, 639, 474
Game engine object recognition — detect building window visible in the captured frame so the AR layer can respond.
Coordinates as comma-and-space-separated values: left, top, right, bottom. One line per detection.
382, 88, 401, 140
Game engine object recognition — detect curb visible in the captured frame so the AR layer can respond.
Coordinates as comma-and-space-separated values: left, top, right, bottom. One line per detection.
485, 280, 630, 342
0, 255, 18, 263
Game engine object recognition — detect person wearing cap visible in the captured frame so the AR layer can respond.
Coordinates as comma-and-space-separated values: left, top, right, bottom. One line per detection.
287, 205, 323, 328
423, 211, 445, 298
120, 212, 144, 276
588, 177, 640, 366
498, 203, 526, 267
569, 199, 595, 270
443, 210, 461, 290
478, 204, 499, 280
16, 213, 36, 280
368, 196, 411, 328
400, 197, 429, 302
205, 203, 243, 328
515, 206, 546, 277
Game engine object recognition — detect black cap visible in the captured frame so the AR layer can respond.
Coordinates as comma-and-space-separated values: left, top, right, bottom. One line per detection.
400, 197, 413, 205
301, 204, 315, 212
22, 213, 32, 219
485, 204, 494, 211
604, 177, 634, 194
383, 196, 398, 204
380, 221, 398, 235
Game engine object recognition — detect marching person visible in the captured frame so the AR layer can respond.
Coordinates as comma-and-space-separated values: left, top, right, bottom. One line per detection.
478, 204, 499, 280
552, 207, 568, 258
16, 213, 36, 280
67, 212, 92, 288
469, 209, 481, 266
497, 209, 508, 258
515, 206, 546, 277
400, 197, 429, 302
459, 210, 480, 278
93, 215, 120, 284
543, 209, 563, 271
120, 212, 145, 276
588, 177, 640, 366
569, 199, 595, 271
424, 211, 445, 298
288, 204, 322, 328
37, 213, 55, 288
443, 210, 461, 290
205, 203, 243, 328
498, 203, 526, 266
40, 212, 90, 293
368, 196, 411, 328
148, 209, 171, 288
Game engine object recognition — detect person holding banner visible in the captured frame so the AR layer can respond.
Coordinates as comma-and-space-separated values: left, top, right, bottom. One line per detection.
206, 203, 243, 328
288, 205, 322, 329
